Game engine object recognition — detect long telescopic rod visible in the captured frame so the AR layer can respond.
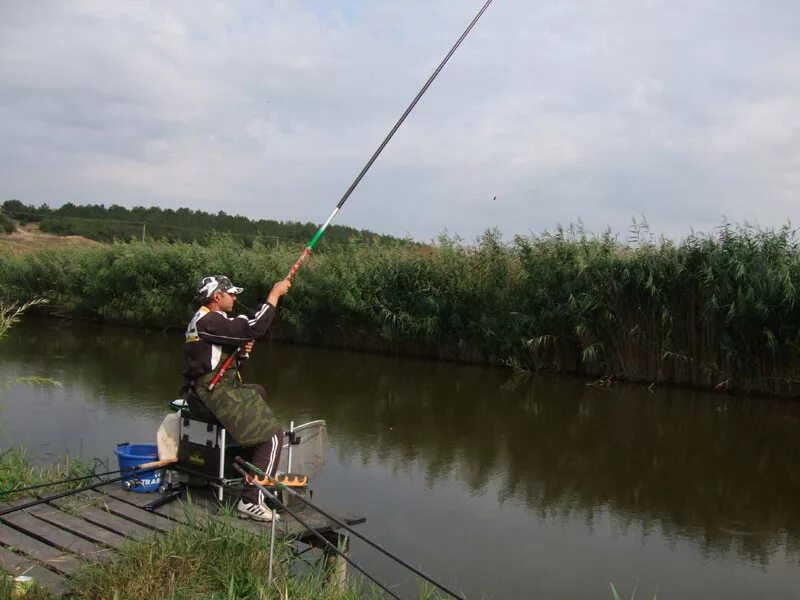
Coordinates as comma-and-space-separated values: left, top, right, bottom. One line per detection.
0, 465, 144, 497
209, 0, 493, 391
286, 0, 494, 280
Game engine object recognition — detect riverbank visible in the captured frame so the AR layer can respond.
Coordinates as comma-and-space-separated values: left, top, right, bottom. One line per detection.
2, 224, 800, 396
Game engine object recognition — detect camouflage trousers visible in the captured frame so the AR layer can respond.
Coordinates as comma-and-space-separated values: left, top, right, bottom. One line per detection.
191, 369, 281, 446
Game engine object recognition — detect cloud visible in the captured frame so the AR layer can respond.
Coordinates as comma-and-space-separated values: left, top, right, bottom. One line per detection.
1, 0, 799, 242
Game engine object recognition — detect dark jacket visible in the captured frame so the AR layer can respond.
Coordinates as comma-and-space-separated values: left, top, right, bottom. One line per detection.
183, 302, 275, 381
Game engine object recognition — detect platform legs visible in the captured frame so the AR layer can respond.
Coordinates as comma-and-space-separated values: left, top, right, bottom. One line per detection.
307, 531, 349, 591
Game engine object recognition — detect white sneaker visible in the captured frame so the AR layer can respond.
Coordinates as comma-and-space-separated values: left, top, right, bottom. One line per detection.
237, 499, 279, 522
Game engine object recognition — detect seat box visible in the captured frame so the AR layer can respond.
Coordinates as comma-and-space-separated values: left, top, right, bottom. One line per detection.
177, 414, 252, 479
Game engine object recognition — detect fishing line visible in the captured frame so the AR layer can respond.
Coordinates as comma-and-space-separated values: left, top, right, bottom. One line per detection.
236, 457, 466, 600
209, 0, 494, 390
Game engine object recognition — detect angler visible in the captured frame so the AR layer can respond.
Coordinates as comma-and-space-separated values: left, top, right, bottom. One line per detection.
183, 274, 291, 522
177, 0, 493, 526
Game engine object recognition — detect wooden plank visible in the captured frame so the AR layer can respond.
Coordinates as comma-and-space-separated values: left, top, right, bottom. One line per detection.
221, 498, 365, 540
341, 513, 367, 527
92, 485, 215, 524
0, 546, 69, 596
93, 484, 171, 510
81, 495, 178, 533
278, 505, 365, 538
0, 523, 83, 575
94, 482, 366, 538
26, 504, 127, 549
48, 497, 154, 541
0, 510, 111, 562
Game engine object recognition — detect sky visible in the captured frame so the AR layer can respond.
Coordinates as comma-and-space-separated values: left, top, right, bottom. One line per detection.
1, 0, 799, 243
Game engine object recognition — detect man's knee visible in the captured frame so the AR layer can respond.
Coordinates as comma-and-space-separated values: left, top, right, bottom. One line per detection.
244, 383, 267, 402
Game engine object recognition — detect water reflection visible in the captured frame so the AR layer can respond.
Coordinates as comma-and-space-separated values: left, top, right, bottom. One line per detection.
2, 318, 800, 597
267, 351, 800, 567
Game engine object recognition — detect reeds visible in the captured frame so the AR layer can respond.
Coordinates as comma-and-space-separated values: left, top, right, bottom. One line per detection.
2, 224, 800, 394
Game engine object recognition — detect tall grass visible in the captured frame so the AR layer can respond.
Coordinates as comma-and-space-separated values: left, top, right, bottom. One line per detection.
2, 224, 800, 394
69, 512, 377, 600
0, 447, 99, 503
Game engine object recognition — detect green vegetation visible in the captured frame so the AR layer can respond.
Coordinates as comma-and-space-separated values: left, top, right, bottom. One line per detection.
1, 300, 48, 349
0, 213, 14, 234
1, 200, 403, 247
0, 448, 97, 503
2, 222, 800, 395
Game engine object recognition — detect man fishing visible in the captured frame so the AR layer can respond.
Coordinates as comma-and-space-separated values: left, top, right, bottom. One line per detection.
183, 274, 291, 522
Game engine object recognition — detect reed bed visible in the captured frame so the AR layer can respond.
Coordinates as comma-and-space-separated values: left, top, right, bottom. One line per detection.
2, 224, 800, 395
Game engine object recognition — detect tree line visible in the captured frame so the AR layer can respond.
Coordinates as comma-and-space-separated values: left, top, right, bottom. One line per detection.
1, 199, 405, 247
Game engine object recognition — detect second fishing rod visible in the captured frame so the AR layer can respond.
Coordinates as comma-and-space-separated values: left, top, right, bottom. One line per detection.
208, 0, 493, 390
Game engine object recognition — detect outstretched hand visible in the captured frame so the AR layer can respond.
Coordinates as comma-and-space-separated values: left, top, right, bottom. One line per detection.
272, 279, 291, 296
267, 278, 291, 306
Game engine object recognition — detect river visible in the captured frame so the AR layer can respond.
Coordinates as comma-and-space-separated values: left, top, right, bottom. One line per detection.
1, 318, 800, 599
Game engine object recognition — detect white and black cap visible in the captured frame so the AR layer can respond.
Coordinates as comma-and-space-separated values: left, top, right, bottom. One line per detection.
197, 275, 244, 300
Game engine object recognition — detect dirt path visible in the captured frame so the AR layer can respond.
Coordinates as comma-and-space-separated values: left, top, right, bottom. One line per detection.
0, 223, 101, 254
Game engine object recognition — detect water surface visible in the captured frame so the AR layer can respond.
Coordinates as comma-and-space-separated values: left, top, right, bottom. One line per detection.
2, 318, 800, 599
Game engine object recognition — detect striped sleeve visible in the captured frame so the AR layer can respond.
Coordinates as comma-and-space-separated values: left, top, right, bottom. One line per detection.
196, 303, 276, 345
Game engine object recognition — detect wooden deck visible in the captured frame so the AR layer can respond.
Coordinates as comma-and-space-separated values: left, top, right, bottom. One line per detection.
0, 482, 365, 597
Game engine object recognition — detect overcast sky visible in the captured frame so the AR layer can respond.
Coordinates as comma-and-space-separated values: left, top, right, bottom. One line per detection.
1, 1, 799, 242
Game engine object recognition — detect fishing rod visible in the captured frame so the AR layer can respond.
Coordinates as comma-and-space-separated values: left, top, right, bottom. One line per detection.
232, 464, 401, 600
208, 0, 494, 391
0, 459, 174, 517
236, 457, 466, 600
0, 464, 148, 497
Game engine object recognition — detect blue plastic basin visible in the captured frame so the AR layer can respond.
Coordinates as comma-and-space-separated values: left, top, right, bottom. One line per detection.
114, 443, 161, 493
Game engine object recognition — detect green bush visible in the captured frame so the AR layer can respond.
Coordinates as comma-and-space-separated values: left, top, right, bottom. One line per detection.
0, 212, 15, 234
